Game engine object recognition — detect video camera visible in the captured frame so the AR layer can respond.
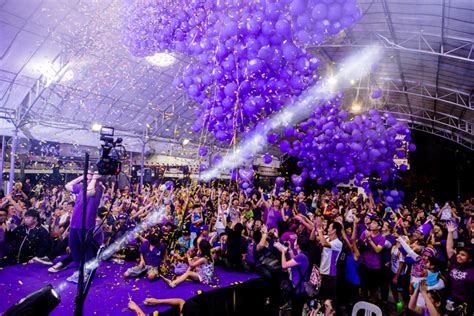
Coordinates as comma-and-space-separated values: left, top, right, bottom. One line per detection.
96, 127, 125, 175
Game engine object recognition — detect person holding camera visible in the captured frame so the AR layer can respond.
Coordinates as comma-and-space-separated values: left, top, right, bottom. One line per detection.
65, 166, 103, 283
279, 235, 310, 316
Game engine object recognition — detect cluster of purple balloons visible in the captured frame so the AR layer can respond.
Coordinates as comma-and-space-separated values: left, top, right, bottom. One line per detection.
124, 0, 361, 146
282, 97, 415, 188
384, 189, 404, 209
228, 168, 255, 194
289, 0, 361, 45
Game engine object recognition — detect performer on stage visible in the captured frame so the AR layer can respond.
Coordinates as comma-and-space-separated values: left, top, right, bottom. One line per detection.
65, 166, 103, 283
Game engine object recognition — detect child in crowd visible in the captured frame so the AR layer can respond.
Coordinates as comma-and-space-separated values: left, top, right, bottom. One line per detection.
162, 239, 214, 288
124, 234, 166, 281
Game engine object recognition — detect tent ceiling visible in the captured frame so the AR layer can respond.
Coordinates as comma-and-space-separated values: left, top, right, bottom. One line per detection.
0, 0, 473, 152
314, 0, 474, 150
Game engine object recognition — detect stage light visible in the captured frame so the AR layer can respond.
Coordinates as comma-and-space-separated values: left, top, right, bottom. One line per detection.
351, 102, 362, 112
4, 284, 61, 316
91, 123, 102, 132
145, 53, 176, 67
328, 77, 338, 85
182, 139, 190, 146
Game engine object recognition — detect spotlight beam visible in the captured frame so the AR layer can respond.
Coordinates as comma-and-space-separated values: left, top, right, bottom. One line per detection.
200, 46, 382, 181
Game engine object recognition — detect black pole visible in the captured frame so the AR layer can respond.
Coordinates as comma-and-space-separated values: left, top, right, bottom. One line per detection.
74, 153, 89, 316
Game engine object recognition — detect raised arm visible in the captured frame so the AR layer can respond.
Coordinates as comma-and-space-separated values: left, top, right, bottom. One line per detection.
408, 285, 424, 315
256, 225, 268, 251
65, 175, 83, 192
446, 222, 456, 259
397, 236, 419, 260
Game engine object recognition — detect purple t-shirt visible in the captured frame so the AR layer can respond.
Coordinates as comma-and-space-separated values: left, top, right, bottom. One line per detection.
265, 207, 282, 231
359, 231, 385, 269
448, 255, 474, 306
291, 252, 309, 293
140, 240, 166, 267
297, 202, 307, 215
70, 182, 103, 229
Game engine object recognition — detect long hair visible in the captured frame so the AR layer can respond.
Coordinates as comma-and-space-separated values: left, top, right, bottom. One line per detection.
198, 239, 212, 259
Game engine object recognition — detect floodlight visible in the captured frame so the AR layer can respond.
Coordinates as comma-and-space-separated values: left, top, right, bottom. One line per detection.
91, 123, 102, 132
351, 103, 362, 112
145, 53, 177, 67
4, 284, 61, 316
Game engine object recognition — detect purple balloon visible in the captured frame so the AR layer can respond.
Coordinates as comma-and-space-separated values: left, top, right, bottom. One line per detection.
263, 154, 273, 164
279, 140, 291, 153
267, 133, 278, 144
292, 174, 304, 187
239, 168, 254, 182
312, 3, 328, 20
371, 89, 382, 99
275, 176, 285, 187
283, 126, 295, 137
165, 180, 173, 190
198, 146, 208, 157
212, 154, 223, 165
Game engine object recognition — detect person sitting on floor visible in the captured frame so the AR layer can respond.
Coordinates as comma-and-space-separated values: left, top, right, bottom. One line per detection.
124, 233, 166, 281
162, 239, 214, 288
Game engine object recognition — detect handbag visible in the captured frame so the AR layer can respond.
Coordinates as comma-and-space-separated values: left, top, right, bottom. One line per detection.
304, 264, 322, 298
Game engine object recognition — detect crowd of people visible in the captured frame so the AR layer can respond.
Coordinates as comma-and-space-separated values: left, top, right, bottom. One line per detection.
0, 171, 473, 316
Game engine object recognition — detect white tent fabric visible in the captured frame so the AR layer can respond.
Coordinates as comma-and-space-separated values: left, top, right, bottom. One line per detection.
0, 0, 473, 151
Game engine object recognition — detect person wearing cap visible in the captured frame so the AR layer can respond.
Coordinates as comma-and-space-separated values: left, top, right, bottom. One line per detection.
358, 217, 386, 302
7, 209, 49, 264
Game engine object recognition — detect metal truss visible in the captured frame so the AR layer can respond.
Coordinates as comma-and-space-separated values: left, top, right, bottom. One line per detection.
407, 121, 473, 151
380, 111, 474, 150
14, 50, 71, 128
385, 103, 472, 135
316, 30, 474, 63
345, 75, 473, 111
0, 108, 16, 123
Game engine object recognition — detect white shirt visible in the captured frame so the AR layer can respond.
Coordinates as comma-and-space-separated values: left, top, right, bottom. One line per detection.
319, 237, 343, 277
215, 206, 229, 229
390, 247, 406, 275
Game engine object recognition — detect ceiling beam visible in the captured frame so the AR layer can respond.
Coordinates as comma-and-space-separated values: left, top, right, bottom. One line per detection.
381, 0, 414, 123
315, 31, 474, 63
432, 0, 447, 129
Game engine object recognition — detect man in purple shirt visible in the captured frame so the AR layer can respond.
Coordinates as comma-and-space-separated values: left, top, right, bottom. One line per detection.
65, 168, 103, 283
280, 235, 310, 316
358, 218, 385, 302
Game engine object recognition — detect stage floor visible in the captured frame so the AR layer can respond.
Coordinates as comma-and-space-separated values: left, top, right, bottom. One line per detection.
0, 261, 260, 315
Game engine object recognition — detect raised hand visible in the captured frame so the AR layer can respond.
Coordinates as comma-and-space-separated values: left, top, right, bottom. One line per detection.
446, 221, 457, 233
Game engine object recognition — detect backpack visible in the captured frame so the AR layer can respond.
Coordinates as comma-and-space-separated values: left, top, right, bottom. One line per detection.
304, 264, 322, 298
